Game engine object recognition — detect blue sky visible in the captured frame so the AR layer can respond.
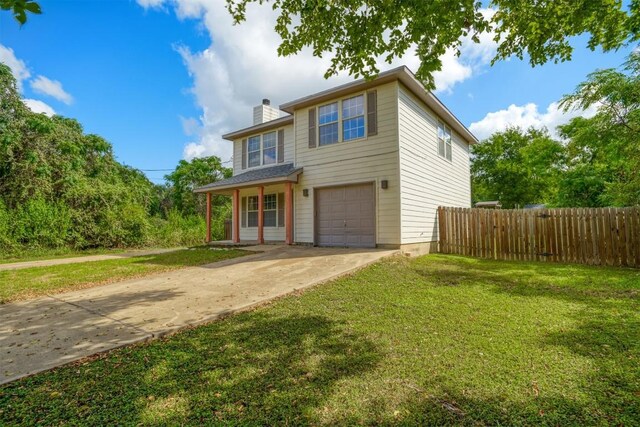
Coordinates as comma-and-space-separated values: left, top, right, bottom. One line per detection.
0, 0, 635, 183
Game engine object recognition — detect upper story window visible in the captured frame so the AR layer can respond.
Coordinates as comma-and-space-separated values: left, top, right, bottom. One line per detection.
246, 131, 278, 168
437, 121, 452, 161
342, 95, 365, 141
318, 102, 339, 146
262, 132, 277, 165
248, 135, 261, 167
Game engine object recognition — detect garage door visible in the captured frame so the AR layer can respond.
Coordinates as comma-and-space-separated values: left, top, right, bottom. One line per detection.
315, 183, 375, 248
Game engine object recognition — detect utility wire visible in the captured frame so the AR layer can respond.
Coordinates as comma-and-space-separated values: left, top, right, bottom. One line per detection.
138, 157, 233, 172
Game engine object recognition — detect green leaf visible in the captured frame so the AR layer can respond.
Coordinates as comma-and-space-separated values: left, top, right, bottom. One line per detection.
24, 1, 41, 14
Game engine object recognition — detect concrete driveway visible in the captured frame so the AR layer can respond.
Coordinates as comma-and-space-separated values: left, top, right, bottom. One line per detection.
0, 246, 396, 384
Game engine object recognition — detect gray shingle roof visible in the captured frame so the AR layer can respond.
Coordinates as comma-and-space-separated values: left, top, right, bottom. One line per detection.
195, 163, 302, 192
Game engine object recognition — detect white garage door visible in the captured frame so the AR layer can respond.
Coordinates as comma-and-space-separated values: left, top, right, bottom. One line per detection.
315, 183, 375, 248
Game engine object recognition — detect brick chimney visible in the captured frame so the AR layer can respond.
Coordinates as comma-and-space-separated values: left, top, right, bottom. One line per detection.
253, 99, 281, 125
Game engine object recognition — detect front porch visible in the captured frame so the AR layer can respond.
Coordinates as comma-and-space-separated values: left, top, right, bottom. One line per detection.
195, 163, 303, 246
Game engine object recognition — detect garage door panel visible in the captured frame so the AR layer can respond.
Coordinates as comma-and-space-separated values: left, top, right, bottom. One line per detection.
316, 184, 375, 248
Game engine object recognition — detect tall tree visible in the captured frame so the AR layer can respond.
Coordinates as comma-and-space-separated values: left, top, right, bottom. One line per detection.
227, 0, 639, 88
471, 127, 565, 208
164, 156, 232, 216
559, 52, 640, 206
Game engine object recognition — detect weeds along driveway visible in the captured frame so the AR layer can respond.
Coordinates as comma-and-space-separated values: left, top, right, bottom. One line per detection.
0, 246, 396, 384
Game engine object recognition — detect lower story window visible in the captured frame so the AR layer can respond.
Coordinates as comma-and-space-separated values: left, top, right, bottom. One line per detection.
247, 196, 259, 227
263, 194, 277, 227
245, 194, 279, 228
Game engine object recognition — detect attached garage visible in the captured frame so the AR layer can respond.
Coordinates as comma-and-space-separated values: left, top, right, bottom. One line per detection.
315, 183, 376, 248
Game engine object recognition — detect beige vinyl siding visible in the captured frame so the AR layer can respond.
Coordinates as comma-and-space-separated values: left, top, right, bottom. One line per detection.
232, 125, 295, 175
293, 81, 401, 245
398, 83, 471, 244
237, 184, 286, 242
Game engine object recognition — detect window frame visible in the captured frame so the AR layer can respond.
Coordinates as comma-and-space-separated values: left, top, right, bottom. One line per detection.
312, 92, 368, 149
262, 131, 277, 165
318, 101, 339, 146
437, 121, 453, 162
342, 95, 365, 142
247, 135, 262, 168
244, 193, 280, 228
245, 129, 282, 169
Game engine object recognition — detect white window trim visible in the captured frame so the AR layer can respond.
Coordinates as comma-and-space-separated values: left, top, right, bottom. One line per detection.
244, 193, 280, 228
437, 121, 453, 162
342, 94, 366, 142
318, 101, 340, 146
314, 92, 368, 148
245, 129, 281, 169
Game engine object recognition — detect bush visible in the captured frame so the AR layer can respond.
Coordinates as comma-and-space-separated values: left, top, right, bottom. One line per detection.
149, 209, 206, 247
94, 203, 151, 248
0, 200, 14, 250
11, 199, 73, 248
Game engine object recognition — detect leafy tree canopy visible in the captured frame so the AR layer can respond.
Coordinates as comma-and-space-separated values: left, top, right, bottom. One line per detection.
1, 0, 41, 24
558, 52, 640, 206
471, 127, 564, 208
164, 156, 232, 216
227, 0, 639, 89
472, 52, 640, 208
0, 63, 228, 250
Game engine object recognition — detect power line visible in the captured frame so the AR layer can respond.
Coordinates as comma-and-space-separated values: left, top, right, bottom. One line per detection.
138, 157, 233, 172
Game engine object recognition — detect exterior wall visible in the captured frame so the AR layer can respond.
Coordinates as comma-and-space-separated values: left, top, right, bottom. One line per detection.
237, 184, 286, 242
232, 124, 295, 175
292, 81, 401, 245
397, 83, 471, 245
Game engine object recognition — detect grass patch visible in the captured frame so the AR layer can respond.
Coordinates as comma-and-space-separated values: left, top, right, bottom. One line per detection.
0, 254, 638, 425
0, 247, 129, 264
0, 247, 248, 303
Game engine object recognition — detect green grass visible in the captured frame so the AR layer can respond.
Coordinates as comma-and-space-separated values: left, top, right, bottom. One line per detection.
1, 255, 638, 425
0, 247, 129, 264
0, 247, 248, 303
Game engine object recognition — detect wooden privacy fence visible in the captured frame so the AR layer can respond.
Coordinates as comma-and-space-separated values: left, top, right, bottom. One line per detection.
437, 206, 640, 267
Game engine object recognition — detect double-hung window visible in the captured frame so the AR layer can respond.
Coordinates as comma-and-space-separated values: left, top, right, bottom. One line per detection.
342, 95, 365, 141
248, 136, 261, 167
247, 195, 259, 227
318, 102, 339, 146
263, 194, 277, 227
437, 121, 452, 161
262, 132, 276, 165
245, 194, 278, 228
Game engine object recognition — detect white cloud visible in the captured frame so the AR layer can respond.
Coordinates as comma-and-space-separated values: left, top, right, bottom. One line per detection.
138, 1, 498, 160
469, 101, 599, 140
0, 44, 31, 91
137, 0, 166, 8
31, 75, 73, 104
1, 44, 73, 113
23, 99, 55, 116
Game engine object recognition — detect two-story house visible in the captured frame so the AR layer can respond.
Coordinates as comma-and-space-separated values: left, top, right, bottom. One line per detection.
195, 66, 477, 254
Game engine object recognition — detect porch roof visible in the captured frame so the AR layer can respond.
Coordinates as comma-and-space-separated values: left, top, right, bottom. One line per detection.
194, 163, 303, 193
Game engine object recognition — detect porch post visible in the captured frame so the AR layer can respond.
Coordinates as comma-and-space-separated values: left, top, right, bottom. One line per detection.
285, 181, 293, 245
206, 192, 212, 243
232, 189, 240, 243
258, 186, 265, 244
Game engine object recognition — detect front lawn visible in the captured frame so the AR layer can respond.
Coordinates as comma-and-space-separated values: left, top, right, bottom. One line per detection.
0, 247, 128, 264
0, 247, 248, 303
1, 255, 638, 425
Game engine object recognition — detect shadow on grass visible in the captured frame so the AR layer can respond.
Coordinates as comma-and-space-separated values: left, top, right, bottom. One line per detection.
343, 386, 628, 426
408, 255, 640, 425
415, 255, 639, 309
1, 312, 382, 425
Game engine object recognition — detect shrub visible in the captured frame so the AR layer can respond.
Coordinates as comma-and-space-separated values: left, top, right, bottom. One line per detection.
11, 199, 72, 248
